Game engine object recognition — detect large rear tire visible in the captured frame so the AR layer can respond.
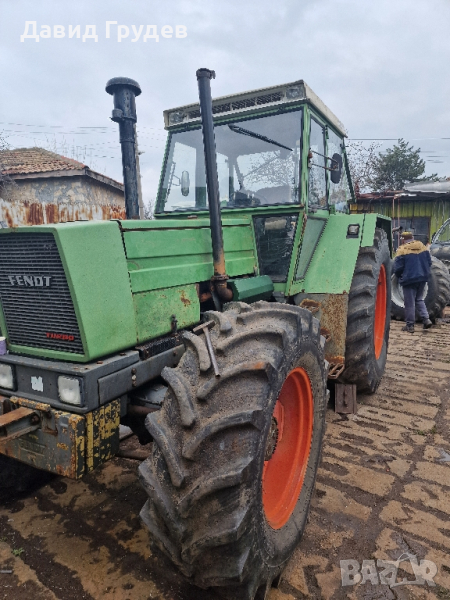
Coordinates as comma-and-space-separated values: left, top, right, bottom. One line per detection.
139, 301, 326, 600
391, 256, 450, 322
340, 228, 391, 394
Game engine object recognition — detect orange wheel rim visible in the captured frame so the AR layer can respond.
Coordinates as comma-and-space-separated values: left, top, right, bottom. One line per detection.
262, 367, 314, 530
374, 264, 387, 359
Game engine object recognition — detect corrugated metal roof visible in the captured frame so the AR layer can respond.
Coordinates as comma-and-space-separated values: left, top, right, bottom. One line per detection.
0, 147, 86, 175
356, 181, 450, 203
404, 181, 450, 194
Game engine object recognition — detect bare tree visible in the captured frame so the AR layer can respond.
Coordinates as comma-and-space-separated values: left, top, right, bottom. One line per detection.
0, 134, 15, 197
346, 141, 381, 194
43, 136, 97, 171
143, 198, 155, 219
245, 151, 297, 189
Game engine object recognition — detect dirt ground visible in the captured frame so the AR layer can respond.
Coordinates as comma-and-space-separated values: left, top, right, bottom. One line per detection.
0, 318, 449, 600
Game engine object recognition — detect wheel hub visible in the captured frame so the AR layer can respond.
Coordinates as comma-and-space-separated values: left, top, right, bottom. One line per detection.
262, 367, 314, 530
374, 263, 387, 359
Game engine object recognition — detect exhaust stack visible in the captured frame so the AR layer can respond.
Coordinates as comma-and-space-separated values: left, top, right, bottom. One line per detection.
106, 77, 142, 220
196, 68, 232, 302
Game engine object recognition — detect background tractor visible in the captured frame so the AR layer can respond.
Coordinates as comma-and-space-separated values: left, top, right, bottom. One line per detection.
391, 255, 450, 323
0, 70, 391, 599
431, 217, 450, 272
390, 221, 450, 323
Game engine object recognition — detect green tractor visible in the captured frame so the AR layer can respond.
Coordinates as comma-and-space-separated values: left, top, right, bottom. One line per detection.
0, 70, 391, 599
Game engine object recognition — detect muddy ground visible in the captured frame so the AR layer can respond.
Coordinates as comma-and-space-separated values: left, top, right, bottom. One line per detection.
0, 319, 449, 600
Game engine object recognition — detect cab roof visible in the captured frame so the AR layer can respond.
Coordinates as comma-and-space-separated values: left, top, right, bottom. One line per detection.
164, 79, 346, 137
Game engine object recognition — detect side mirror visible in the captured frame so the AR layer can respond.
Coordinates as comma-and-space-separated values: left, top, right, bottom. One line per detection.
330, 153, 343, 184
181, 171, 190, 197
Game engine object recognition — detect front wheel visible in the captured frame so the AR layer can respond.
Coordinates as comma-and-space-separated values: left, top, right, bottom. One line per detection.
340, 227, 391, 394
139, 301, 327, 600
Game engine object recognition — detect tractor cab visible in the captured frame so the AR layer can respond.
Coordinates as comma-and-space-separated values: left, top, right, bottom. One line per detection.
155, 80, 353, 217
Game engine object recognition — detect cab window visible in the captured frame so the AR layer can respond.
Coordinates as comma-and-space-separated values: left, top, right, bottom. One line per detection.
308, 119, 327, 209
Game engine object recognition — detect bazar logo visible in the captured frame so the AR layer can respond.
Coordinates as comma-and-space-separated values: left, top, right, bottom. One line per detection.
340, 554, 437, 588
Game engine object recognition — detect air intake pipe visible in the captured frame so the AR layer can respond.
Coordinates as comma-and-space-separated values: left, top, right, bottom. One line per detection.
196, 68, 233, 302
106, 77, 142, 220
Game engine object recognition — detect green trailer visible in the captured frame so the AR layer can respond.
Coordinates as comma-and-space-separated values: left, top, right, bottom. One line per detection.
0, 71, 391, 599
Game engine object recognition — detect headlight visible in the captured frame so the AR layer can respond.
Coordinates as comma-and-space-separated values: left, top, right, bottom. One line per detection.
58, 376, 82, 406
0, 364, 14, 390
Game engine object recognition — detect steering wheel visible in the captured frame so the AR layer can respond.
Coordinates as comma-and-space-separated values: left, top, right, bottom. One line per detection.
229, 190, 262, 207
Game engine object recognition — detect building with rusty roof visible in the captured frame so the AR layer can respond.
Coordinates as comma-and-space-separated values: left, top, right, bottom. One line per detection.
350, 180, 450, 249
0, 147, 125, 227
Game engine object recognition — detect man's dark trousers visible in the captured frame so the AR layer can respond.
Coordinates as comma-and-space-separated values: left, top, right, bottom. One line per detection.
403, 282, 428, 327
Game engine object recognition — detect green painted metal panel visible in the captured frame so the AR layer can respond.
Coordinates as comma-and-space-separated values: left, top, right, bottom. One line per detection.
229, 275, 274, 303
0, 222, 136, 363
124, 224, 257, 293
125, 227, 213, 259
130, 262, 211, 294
134, 284, 199, 342
360, 213, 378, 247
360, 213, 392, 254
295, 217, 327, 280
289, 213, 365, 295
55, 222, 137, 360
120, 217, 250, 229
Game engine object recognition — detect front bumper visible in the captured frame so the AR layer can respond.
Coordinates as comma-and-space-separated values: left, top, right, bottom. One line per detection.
0, 345, 184, 413
0, 396, 120, 478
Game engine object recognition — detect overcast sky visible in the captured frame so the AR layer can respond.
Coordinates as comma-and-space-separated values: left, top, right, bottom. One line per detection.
1, 0, 449, 205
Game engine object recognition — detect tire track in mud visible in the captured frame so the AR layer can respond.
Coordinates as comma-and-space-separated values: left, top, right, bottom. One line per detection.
278, 320, 450, 600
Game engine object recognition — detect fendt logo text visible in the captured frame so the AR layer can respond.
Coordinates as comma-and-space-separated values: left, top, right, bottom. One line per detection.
7, 275, 52, 287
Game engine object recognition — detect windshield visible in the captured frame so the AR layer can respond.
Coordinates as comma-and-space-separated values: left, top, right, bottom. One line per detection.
156, 110, 302, 212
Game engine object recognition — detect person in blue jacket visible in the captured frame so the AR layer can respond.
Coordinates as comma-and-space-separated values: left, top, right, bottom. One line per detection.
393, 231, 432, 333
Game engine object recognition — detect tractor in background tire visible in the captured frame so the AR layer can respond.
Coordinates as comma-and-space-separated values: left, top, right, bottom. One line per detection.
391, 256, 450, 322
430, 217, 450, 276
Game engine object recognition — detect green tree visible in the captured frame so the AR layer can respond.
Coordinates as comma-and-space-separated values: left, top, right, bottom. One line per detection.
370, 138, 438, 191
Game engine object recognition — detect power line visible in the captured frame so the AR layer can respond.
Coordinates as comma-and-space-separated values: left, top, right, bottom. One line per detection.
0, 121, 164, 131
348, 138, 450, 141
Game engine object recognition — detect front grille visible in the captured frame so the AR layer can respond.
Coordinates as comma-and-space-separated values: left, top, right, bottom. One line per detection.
0, 233, 83, 354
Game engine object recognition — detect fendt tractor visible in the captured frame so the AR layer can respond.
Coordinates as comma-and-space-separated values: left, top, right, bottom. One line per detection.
0, 70, 392, 599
